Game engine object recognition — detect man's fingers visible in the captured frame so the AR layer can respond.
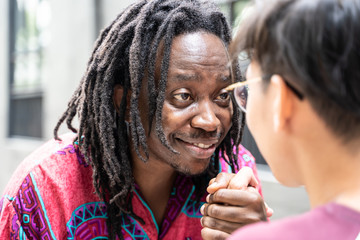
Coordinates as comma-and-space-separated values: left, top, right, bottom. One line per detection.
206, 189, 260, 206
201, 226, 230, 240
207, 172, 236, 194
228, 166, 258, 190
265, 202, 274, 218
208, 178, 216, 186
207, 167, 258, 194
201, 203, 265, 224
201, 216, 244, 234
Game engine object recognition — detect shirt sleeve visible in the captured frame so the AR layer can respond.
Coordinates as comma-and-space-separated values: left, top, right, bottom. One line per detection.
0, 195, 29, 239
0, 171, 59, 239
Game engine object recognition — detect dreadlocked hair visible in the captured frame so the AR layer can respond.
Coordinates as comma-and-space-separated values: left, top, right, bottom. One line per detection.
54, 0, 244, 239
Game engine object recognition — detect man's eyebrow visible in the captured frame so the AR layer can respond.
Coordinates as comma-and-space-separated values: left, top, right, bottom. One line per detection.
172, 73, 231, 82
173, 74, 201, 82
217, 74, 231, 82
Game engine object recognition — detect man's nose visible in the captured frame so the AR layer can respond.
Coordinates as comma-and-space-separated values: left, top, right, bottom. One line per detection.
190, 101, 220, 132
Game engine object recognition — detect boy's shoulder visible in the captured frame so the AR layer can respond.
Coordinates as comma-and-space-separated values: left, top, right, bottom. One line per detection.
228, 203, 360, 240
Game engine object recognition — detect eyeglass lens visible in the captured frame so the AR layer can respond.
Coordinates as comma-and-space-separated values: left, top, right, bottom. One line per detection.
233, 85, 248, 112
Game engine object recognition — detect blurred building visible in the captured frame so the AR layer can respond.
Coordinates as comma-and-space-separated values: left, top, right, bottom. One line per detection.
0, 0, 309, 220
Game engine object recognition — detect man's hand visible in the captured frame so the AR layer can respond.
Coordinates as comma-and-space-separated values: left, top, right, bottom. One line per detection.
207, 166, 259, 192
200, 167, 273, 240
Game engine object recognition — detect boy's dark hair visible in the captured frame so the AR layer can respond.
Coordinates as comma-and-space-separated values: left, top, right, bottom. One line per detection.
231, 0, 360, 141
54, 0, 243, 239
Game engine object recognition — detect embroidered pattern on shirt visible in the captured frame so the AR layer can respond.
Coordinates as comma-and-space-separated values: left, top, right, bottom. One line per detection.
11, 173, 56, 240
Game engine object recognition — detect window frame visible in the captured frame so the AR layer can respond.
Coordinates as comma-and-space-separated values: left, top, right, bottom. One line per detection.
8, 0, 44, 139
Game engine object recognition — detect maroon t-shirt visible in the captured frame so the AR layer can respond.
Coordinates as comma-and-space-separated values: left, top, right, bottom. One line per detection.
229, 202, 360, 240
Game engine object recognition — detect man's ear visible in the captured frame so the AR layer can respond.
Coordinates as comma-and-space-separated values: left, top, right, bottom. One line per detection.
113, 84, 131, 122
270, 75, 294, 132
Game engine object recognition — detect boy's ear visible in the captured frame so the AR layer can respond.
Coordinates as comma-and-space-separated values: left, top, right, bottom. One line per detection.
113, 84, 131, 121
270, 75, 294, 132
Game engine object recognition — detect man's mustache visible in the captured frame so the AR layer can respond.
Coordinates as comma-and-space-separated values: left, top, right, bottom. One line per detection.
175, 130, 223, 140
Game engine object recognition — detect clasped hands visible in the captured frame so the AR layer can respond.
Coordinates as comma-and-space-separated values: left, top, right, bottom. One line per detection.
200, 167, 273, 240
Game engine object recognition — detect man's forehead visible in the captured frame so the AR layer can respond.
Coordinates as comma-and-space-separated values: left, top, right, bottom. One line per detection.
152, 31, 231, 86
170, 32, 228, 58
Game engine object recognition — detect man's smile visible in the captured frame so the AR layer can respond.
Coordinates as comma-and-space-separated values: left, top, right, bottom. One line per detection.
175, 138, 218, 159
191, 143, 213, 149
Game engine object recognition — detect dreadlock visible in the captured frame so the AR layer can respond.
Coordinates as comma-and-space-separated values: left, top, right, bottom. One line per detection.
54, 0, 244, 239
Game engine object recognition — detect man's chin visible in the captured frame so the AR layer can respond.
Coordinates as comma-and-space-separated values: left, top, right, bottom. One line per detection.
174, 160, 211, 176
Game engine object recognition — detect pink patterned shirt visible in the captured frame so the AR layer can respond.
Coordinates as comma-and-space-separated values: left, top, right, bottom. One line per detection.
0, 133, 261, 239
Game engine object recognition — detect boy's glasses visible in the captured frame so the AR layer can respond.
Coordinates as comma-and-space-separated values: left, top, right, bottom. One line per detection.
225, 75, 304, 113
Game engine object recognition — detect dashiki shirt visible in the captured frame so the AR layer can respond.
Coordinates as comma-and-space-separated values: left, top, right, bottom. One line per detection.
0, 133, 261, 239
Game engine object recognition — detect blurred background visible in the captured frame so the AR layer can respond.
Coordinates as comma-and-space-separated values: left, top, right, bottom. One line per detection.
0, 0, 310, 220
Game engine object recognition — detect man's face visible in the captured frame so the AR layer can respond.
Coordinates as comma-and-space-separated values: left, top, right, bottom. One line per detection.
138, 32, 233, 175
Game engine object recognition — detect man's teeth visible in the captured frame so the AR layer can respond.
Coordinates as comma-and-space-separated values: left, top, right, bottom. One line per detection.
192, 143, 212, 149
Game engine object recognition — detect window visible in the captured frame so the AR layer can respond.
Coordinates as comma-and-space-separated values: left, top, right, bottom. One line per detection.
8, 0, 50, 138
217, 0, 250, 27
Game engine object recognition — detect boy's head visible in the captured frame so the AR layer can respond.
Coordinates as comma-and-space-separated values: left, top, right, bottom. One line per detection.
231, 0, 360, 185
232, 0, 360, 141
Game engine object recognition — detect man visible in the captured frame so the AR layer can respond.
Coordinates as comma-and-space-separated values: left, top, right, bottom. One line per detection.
224, 0, 360, 239
0, 0, 266, 239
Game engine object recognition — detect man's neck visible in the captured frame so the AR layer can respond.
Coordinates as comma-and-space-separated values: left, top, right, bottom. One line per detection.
132, 155, 177, 227
300, 137, 360, 212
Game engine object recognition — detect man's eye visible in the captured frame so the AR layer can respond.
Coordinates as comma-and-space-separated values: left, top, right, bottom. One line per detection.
216, 92, 230, 101
174, 93, 191, 101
